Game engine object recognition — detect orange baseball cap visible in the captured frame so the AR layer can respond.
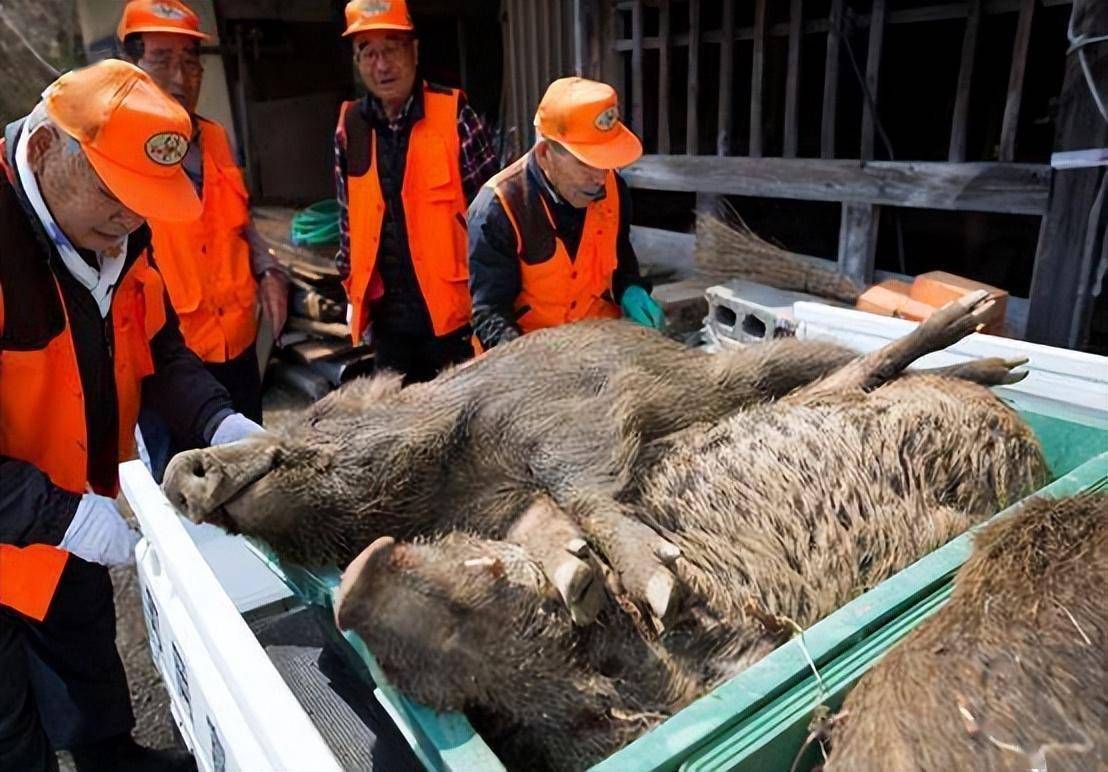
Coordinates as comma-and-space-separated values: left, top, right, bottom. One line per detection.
534, 77, 642, 170
343, 0, 414, 37
43, 60, 201, 222
117, 0, 209, 41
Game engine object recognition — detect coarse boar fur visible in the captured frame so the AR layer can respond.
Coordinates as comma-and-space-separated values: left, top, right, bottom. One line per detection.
824, 492, 1107, 772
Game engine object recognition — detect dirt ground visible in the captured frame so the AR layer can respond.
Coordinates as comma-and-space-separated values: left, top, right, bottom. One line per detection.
56, 384, 313, 769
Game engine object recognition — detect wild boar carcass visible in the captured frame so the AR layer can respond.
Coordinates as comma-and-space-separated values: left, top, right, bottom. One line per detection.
333, 295, 1048, 770
824, 492, 1107, 772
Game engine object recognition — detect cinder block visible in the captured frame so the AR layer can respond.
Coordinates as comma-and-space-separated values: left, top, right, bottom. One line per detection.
706, 279, 840, 345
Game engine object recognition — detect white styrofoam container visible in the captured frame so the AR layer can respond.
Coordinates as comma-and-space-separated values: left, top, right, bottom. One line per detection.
121, 461, 339, 772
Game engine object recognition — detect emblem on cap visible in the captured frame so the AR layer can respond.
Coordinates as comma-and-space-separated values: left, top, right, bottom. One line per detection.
145, 132, 188, 166
152, 2, 188, 20
594, 106, 619, 131
357, 0, 392, 14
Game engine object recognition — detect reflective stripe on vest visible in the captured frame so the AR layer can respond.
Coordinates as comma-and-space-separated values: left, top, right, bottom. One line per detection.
0, 545, 68, 621
148, 119, 256, 363
486, 152, 621, 334
342, 87, 471, 343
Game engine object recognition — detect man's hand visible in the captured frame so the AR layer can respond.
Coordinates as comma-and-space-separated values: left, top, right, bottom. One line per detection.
620, 285, 665, 331
258, 269, 289, 340
59, 494, 140, 567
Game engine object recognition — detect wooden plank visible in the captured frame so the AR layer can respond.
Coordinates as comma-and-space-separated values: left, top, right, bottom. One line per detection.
783, 0, 803, 158
719, 0, 736, 155
574, 0, 586, 74
621, 155, 1050, 214
821, 0, 844, 159
505, 0, 526, 154
749, 0, 765, 157
948, 0, 982, 162
527, 0, 542, 110
539, 0, 551, 86
631, 0, 645, 137
657, 0, 671, 154
999, 0, 1035, 162
1025, 0, 1108, 348
860, 0, 887, 160
686, 0, 700, 154
838, 203, 881, 285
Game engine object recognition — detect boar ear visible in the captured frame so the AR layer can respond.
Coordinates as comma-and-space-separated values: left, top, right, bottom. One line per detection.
309, 372, 406, 421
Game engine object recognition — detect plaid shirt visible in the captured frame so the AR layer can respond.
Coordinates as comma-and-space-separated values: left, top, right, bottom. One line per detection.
333, 84, 499, 280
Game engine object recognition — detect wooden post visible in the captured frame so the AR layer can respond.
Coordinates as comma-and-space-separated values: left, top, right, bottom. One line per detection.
821, 0, 843, 159
838, 203, 881, 285
658, 0, 671, 154
686, 0, 700, 155
718, 0, 735, 156
1025, 4, 1108, 349
783, 0, 803, 158
998, 0, 1034, 162
631, 0, 644, 138
749, 0, 765, 157
948, 0, 981, 162
860, 0, 887, 160
574, 0, 586, 75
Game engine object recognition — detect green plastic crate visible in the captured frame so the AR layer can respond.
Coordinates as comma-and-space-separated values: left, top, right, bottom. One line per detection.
248, 403, 1108, 772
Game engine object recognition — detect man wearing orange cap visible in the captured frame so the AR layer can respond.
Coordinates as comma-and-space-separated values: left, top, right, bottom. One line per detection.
335, 0, 499, 383
116, 0, 287, 480
468, 77, 664, 349
0, 60, 265, 772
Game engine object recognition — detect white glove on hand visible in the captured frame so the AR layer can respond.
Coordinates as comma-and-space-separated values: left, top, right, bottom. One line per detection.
211, 412, 266, 446
59, 493, 140, 567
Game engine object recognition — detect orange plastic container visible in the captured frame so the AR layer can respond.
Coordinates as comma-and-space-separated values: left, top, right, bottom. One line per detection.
909, 271, 1007, 333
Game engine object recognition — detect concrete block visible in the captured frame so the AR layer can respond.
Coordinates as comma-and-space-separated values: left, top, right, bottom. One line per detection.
706, 279, 845, 345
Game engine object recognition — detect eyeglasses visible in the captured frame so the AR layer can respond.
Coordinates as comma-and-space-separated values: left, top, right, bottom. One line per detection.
356, 39, 410, 66
141, 53, 204, 79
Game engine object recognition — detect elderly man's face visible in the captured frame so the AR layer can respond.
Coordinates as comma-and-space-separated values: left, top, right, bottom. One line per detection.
354, 30, 418, 110
26, 123, 144, 254
134, 32, 204, 115
536, 141, 609, 209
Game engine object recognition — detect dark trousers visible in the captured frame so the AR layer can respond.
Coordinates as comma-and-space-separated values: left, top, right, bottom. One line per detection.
374, 326, 474, 385
139, 342, 263, 482
0, 559, 133, 771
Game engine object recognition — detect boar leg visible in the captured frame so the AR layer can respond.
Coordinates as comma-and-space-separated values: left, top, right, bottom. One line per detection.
916, 357, 1029, 387
793, 289, 994, 399
506, 496, 607, 626
567, 493, 684, 624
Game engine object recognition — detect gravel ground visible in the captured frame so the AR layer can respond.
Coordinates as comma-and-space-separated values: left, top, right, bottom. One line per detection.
56, 383, 314, 770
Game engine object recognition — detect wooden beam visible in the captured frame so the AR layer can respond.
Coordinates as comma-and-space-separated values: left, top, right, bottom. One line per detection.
631, 0, 644, 137
783, 0, 803, 158
686, 0, 700, 154
719, 0, 736, 155
821, 0, 843, 159
860, 0, 887, 160
749, 0, 765, 157
998, 0, 1035, 162
838, 203, 881, 285
574, 0, 586, 74
948, 0, 982, 162
1025, 0, 1108, 348
658, 0, 671, 154
621, 155, 1050, 214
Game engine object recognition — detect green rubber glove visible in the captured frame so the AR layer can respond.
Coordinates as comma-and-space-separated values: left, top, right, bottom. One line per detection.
620, 285, 665, 331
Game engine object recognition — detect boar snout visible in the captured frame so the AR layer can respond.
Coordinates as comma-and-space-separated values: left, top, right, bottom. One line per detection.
163, 440, 279, 524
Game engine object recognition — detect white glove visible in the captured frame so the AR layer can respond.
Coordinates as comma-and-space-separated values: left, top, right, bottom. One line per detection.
59, 493, 140, 567
211, 412, 266, 446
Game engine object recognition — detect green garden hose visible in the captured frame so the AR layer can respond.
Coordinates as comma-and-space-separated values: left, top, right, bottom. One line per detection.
290, 199, 341, 246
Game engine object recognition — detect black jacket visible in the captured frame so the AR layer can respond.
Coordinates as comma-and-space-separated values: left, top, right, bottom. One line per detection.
0, 119, 234, 547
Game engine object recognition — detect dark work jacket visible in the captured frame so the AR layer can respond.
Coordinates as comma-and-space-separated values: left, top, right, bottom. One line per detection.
0, 119, 234, 547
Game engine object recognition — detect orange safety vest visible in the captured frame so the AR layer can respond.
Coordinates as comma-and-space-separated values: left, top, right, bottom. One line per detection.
341, 85, 471, 344
486, 152, 622, 334
148, 118, 256, 363
0, 146, 168, 621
